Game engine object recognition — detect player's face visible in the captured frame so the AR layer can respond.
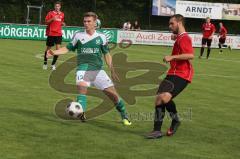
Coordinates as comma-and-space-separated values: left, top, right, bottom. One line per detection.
169, 17, 179, 34
206, 18, 210, 23
84, 16, 96, 31
55, 4, 61, 12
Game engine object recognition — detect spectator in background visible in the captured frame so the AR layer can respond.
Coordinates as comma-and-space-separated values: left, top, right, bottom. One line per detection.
131, 20, 140, 31
123, 21, 131, 30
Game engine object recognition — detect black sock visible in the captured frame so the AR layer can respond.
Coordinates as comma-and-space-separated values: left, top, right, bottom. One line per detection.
207, 48, 211, 59
44, 51, 47, 65
218, 44, 221, 49
153, 104, 166, 131
51, 55, 58, 65
165, 100, 180, 129
200, 47, 204, 56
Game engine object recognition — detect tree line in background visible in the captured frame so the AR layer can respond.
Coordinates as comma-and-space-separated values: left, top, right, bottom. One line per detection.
0, 0, 239, 34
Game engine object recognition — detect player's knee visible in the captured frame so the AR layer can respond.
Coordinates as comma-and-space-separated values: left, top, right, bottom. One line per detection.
77, 82, 88, 94
104, 89, 119, 104
160, 92, 172, 104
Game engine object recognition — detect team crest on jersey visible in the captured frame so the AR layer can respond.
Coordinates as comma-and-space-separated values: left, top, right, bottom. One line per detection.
96, 39, 100, 45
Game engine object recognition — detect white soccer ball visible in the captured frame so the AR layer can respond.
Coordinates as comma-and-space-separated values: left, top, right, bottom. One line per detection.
66, 102, 83, 118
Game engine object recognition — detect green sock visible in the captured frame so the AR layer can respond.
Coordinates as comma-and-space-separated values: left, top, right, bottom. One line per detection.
77, 94, 87, 112
115, 99, 127, 119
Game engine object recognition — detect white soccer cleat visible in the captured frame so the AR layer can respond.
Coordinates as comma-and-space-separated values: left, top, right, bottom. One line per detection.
43, 64, 48, 70
51, 65, 56, 70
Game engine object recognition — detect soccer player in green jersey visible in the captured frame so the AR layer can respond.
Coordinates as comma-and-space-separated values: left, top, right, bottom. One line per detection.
47, 12, 131, 126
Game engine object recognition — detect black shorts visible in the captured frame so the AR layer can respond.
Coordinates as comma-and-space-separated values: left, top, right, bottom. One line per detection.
46, 36, 62, 47
219, 37, 226, 44
202, 38, 212, 47
157, 75, 189, 98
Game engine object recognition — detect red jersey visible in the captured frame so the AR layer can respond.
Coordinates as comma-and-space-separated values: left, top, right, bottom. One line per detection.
219, 26, 227, 38
45, 10, 64, 36
202, 23, 215, 38
167, 32, 194, 82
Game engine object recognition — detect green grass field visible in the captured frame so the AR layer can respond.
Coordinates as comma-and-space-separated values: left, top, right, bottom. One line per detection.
0, 39, 239, 159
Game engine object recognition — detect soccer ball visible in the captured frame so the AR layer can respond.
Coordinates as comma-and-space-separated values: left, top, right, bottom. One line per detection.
66, 102, 83, 118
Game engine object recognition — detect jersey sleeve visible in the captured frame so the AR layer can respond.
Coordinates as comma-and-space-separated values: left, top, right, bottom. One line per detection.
66, 33, 78, 51
100, 34, 110, 55
45, 12, 52, 23
179, 36, 194, 55
62, 13, 65, 23
212, 24, 216, 32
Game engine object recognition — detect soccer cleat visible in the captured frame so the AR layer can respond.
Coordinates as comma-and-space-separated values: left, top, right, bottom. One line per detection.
43, 64, 48, 70
79, 112, 86, 122
122, 118, 132, 126
166, 121, 181, 136
51, 65, 56, 70
146, 131, 163, 139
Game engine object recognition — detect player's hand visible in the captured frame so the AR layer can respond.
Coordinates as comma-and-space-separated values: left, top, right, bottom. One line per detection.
208, 36, 213, 39
46, 49, 54, 58
163, 55, 173, 63
111, 68, 120, 82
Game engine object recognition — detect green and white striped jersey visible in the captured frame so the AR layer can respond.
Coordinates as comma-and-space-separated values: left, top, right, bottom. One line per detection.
67, 30, 109, 71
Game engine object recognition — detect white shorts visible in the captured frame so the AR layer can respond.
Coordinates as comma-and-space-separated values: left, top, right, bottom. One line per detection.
76, 70, 114, 90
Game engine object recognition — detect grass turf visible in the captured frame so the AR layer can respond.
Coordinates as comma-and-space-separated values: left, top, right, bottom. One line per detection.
0, 39, 239, 159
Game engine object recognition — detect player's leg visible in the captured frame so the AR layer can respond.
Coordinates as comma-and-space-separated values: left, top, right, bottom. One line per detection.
218, 38, 223, 54
206, 39, 212, 59
199, 38, 206, 58
51, 36, 62, 70
76, 70, 91, 121
220, 38, 231, 51
93, 70, 131, 125
146, 77, 173, 139
146, 75, 188, 139
43, 36, 54, 69
103, 86, 131, 125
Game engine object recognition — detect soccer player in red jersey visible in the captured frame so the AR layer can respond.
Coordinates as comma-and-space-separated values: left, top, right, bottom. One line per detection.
146, 14, 194, 139
199, 17, 215, 59
43, 1, 65, 70
218, 22, 231, 53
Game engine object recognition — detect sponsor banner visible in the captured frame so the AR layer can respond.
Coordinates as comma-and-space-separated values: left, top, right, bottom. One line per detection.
117, 30, 240, 49
222, 3, 240, 20
176, 1, 223, 19
0, 23, 118, 43
152, 0, 176, 16
152, 0, 240, 21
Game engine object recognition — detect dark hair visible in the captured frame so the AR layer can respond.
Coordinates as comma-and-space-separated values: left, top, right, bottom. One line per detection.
84, 12, 97, 20
171, 14, 185, 26
55, 1, 61, 6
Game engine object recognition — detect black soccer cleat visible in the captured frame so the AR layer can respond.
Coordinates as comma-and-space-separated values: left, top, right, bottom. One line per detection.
78, 112, 86, 122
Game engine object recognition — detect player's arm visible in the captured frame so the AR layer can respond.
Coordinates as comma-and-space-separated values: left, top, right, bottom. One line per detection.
163, 54, 194, 63
209, 25, 216, 39
45, 16, 57, 24
104, 53, 120, 82
164, 37, 194, 62
47, 47, 69, 58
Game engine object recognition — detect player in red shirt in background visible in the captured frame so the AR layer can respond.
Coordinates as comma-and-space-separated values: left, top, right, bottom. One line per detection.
146, 14, 194, 139
199, 17, 215, 59
43, 1, 65, 70
218, 22, 231, 54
